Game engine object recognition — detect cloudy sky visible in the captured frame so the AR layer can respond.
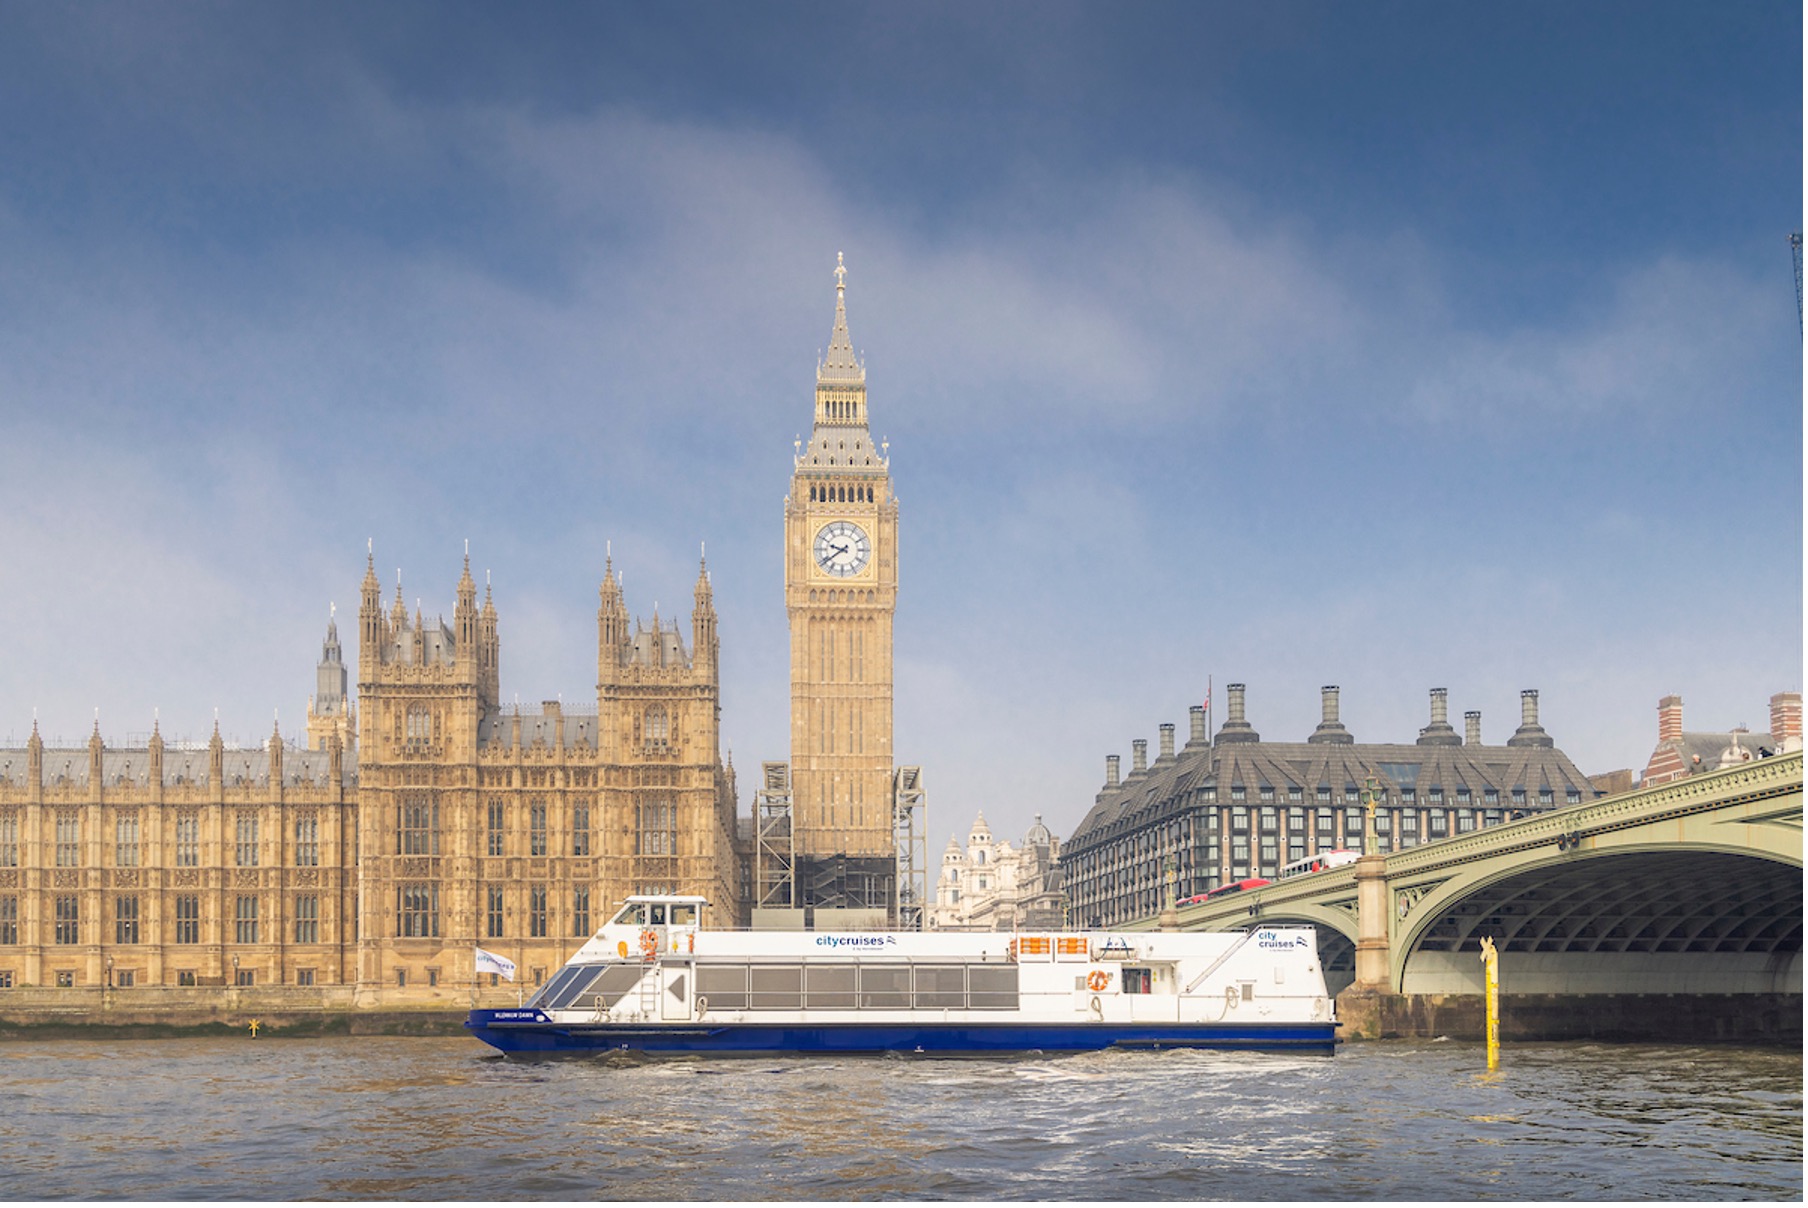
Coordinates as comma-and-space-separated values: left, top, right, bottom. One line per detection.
0, 2, 1799, 849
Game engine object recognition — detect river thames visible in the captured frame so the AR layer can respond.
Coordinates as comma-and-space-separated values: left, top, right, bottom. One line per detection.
0, 1035, 1797, 1200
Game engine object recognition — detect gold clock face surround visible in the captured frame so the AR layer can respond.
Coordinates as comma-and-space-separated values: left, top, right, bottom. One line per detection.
813, 519, 871, 577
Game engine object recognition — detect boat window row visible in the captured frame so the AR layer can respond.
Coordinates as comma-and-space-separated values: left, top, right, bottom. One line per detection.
529, 962, 648, 1011
696, 962, 1020, 1012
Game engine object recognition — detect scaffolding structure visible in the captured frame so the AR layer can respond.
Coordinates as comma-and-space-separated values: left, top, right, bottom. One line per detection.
753, 761, 795, 910
893, 765, 927, 931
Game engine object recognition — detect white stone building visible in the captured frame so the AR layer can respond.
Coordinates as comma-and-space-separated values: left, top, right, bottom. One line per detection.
928, 811, 1064, 931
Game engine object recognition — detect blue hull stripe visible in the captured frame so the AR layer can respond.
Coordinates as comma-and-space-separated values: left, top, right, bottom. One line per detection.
466, 1011, 1336, 1056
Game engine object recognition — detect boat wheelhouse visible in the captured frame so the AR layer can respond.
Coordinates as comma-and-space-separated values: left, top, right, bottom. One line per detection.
466, 894, 1337, 1056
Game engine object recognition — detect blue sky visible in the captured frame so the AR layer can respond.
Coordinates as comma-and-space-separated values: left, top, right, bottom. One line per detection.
0, 1, 1799, 849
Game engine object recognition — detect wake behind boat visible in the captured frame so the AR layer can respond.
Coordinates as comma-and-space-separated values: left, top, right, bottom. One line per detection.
466, 894, 1337, 1056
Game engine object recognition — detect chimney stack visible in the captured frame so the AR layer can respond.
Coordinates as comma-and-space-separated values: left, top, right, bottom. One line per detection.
1418, 687, 1461, 746
1158, 723, 1175, 761
1508, 688, 1553, 748
1132, 739, 1148, 775
1188, 705, 1207, 746
1769, 692, 1802, 753
1308, 685, 1354, 744
1216, 682, 1260, 744
1657, 695, 1684, 743
1464, 710, 1482, 746
1105, 754, 1120, 789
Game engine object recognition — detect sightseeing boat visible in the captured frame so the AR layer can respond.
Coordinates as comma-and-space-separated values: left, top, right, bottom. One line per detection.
466, 894, 1338, 1056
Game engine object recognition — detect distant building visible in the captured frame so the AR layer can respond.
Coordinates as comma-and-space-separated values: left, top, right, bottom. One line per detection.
929, 812, 1064, 931
1640, 692, 1802, 787
1060, 684, 1600, 929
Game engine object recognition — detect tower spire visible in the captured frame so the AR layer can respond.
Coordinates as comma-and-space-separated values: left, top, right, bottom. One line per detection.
817, 252, 864, 387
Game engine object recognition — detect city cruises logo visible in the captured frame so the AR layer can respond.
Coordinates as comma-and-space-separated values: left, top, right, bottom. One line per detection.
814, 935, 899, 948
1254, 930, 1310, 950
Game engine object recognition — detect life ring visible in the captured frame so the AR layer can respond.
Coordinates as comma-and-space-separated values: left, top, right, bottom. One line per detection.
638, 929, 659, 961
1086, 970, 1111, 992
687, 933, 695, 954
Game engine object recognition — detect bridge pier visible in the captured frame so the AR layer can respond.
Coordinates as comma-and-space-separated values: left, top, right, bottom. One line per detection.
1352, 853, 1390, 989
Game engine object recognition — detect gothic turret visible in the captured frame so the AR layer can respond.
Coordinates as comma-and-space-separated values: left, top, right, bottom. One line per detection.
479, 573, 500, 709
309, 607, 355, 752
455, 550, 478, 674
359, 546, 383, 677
597, 555, 629, 679
692, 552, 717, 677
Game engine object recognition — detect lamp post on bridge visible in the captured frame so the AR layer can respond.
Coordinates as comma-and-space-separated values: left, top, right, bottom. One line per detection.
1360, 774, 1383, 856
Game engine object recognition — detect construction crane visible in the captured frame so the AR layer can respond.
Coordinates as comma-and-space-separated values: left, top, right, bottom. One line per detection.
1792, 233, 1802, 335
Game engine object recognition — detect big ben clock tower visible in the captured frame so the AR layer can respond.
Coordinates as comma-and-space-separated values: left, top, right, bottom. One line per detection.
786, 255, 899, 887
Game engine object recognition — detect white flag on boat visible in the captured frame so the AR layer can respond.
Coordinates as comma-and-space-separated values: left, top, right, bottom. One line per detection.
474, 947, 517, 981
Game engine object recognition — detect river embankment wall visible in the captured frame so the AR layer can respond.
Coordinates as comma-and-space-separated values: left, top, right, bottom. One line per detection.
0, 987, 472, 1038
1, 987, 1799, 1044
1335, 988, 1802, 1044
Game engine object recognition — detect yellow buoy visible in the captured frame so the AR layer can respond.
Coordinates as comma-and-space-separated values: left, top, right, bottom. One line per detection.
1479, 936, 1499, 1070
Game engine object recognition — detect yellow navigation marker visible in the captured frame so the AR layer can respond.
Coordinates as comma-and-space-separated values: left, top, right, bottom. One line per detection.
247, 1019, 261, 1038
1478, 937, 1499, 1070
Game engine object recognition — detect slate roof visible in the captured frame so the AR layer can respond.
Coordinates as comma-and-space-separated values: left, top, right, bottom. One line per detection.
477, 708, 599, 752
0, 742, 355, 789
1066, 731, 1596, 853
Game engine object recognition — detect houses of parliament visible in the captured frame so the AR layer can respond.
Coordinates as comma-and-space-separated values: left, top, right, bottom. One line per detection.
0, 259, 903, 1004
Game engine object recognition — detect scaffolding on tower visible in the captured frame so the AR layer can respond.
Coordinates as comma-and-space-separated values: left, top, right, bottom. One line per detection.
893, 765, 927, 932
753, 762, 795, 910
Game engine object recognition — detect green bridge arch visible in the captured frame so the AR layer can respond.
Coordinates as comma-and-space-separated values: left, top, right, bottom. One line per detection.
1164, 752, 1802, 1000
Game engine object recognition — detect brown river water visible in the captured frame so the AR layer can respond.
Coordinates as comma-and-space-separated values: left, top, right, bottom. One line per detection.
0, 1035, 1798, 1200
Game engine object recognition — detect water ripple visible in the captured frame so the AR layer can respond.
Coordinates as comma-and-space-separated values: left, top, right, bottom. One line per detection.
0, 1037, 1795, 1200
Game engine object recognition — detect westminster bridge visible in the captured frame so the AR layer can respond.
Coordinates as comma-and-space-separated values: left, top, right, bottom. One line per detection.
1146, 750, 1803, 1041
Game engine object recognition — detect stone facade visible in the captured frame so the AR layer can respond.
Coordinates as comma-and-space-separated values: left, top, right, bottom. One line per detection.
783, 256, 901, 899
1060, 684, 1601, 928
928, 812, 1064, 932
0, 552, 739, 1003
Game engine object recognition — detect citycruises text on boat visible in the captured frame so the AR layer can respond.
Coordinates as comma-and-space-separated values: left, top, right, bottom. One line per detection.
465, 894, 1338, 1056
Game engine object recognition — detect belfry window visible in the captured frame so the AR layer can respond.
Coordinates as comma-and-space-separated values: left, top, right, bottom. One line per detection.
406, 705, 431, 745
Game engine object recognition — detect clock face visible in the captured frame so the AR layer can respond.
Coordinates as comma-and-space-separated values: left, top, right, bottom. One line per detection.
813, 520, 871, 577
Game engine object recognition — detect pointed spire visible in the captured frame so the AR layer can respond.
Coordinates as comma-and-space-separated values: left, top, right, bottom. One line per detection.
817, 252, 864, 385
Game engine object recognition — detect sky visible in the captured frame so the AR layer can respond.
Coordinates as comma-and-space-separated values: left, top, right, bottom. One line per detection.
0, 1, 1800, 851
